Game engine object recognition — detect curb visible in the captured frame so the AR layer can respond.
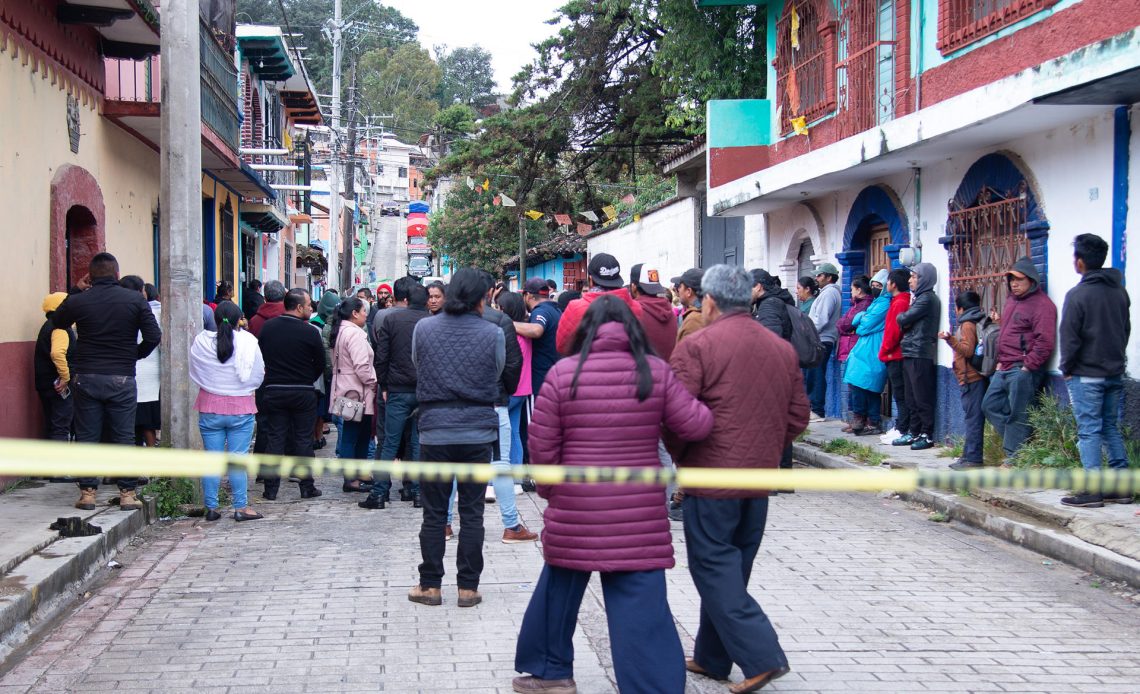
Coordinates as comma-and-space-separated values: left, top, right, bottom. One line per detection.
0, 497, 155, 664
793, 442, 1140, 589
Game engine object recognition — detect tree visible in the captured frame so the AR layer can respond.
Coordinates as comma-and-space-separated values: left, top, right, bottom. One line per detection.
436, 45, 497, 109
236, 0, 419, 98
433, 103, 479, 135
358, 43, 442, 134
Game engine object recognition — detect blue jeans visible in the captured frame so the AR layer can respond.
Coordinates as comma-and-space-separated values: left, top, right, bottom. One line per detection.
849, 385, 881, 424
492, 405, 520, 529
370, 392, 420, 499
982, 368, 1042, 458
805, 342, 834, 417
960, 380, 988, 464
337, 414, 374, 483
1068, 376, 1128, 471
508, 395, 527, 467
198, 413, 255, 509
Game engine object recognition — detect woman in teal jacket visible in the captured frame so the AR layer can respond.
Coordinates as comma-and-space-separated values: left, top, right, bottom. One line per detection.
843, 287, 891, 435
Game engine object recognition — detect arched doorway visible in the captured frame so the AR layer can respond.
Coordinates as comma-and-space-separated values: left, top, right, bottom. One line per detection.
50, 165, 106, 291
796, 238, 816, 283
940, 152, 1048, 318
837, 184, 909, 309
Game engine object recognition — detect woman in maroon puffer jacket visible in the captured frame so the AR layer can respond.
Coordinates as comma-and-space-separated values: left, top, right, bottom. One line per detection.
513, 295, 713, 694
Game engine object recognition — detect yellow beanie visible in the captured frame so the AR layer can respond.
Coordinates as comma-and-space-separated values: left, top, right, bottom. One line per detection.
42, 292, 69, 314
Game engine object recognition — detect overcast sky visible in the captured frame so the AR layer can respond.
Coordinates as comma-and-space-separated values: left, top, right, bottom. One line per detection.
380, 0, 566, 92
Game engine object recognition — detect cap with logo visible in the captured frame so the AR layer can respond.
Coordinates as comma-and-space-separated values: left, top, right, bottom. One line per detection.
629, 263, 666, 296
670, 268, 704, 294
588, 253, 624, 289
524, 277, 551, 295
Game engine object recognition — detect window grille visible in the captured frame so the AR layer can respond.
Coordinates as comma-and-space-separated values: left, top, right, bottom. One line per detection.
838, 0, 896, 137
937, 0, 1058, 54
946, 183, 1030, 314
775, 0, 837, 135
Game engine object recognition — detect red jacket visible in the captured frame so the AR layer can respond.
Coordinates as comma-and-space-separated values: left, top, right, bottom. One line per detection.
634, 294, 677, 362
555, 288, 643, 355
530, 324, 713, 572
878, 292, 910, 363
248, 301, 285, 338
668, 311, 809, 498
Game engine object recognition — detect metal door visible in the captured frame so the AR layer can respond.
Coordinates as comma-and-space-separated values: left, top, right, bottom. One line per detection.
701, 200, 745, 267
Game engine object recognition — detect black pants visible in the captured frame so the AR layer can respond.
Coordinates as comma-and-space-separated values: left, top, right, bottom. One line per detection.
683, 495, 788, 678
903, 357, 936, 438
38, 388, 73, 442
886, 360, 910, 435
72, 373, 137, 491
961, 379, 988, 463
257, 388, 317, 493
417, 442, 492, 590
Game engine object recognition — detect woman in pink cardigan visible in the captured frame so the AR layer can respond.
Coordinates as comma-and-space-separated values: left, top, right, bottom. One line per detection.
512, 295, 713, 694
330, 297, 377, 492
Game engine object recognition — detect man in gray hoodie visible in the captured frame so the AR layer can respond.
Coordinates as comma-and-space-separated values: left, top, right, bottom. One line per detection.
895, 263, 941, 450
807, 263, 842, 420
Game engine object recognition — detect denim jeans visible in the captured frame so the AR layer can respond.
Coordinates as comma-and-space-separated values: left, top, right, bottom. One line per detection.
1067, 376, 1128, 471
371, 392, 420, 499
508, 395, 527, 467
960, 380, 988, 464
38, 388, 74, 441
337, 414, 374, 483
982, 368, 1042, 459
805, 342, 834, 417
491, 405, 520, 529
849, 385, 882, 424
198, 413, 255, 509
72, 373, 138, 490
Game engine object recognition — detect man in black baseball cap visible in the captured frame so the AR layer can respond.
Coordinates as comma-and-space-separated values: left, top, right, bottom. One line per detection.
555, 252, 642, 354
671, 268, 705, 344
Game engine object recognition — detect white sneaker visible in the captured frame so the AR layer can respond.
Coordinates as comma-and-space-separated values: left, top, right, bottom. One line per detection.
880, 428, 901, 445
808, 414, 827, 423
513, 484, 524, 495
485, 484, 496, 502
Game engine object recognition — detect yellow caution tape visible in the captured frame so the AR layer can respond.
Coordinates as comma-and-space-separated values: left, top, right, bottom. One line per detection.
0, 439, 1136, 495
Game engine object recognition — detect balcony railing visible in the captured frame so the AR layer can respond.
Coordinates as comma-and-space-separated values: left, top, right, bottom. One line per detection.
105, 56, 160, 103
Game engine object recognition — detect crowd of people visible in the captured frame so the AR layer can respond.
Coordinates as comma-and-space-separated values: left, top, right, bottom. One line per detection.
31, 231, 1131, 693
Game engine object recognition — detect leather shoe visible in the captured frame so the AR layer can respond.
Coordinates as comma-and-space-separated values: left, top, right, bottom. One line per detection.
342, 481, 371, 493
234, 510, 263, 522
685, 659, 727, 681
457, 588, 482, 607
204, 508, 222, 522
729, 666, 791, 693
299, 486, 323, 499
412, 494, 423, 508
358, 497, 385, 509
511, 676, 576, 693
407, 584, 442, 606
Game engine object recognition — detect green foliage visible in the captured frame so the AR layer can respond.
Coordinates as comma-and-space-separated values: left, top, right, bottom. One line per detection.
427, 184, 549, 273
984, 422, 1005, 467
937, 436, 964, 458
434, 104, 480, 134
1011, 396, 1081, 469
142, 477, 197, 518
436, 45, 497, 109
821, 438, 888, 466
928, 511, 950, 522
359, 43, 442, 133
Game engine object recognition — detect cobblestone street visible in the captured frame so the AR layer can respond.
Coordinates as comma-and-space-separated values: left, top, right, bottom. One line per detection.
1, 475, 1138, 694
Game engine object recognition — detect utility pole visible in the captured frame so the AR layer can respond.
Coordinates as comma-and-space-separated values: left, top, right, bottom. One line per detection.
159, 0, 203, 451
326, 0, 343, 291
341, 61, 358, 291
518, 215, 527, 288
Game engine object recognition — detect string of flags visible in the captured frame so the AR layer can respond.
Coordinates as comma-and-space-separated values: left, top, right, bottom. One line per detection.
463, 175, 641, 235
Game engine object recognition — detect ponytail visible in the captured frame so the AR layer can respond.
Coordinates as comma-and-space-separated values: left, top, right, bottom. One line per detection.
329, 297, 364, 349
213, 301, 243, 363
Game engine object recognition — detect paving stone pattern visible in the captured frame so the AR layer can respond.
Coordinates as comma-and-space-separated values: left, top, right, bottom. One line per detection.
2, 476, 1139, 692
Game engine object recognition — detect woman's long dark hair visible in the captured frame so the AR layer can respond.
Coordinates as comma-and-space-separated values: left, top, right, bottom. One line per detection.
329, 297, 364, 349
213, 301, 243, 364
798, 275, 819, 296
497, 291, 526, 322
569, 295, 654, 402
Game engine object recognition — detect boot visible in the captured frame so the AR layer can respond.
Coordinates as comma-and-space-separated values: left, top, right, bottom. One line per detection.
262, 479, 280, 501
118, 489, 143, 511
298, 480, 322, 499
75, 487, 98, 511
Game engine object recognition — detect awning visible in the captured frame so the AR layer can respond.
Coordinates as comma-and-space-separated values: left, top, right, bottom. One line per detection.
407, 202, 430, 214
240, 203, 288, 234
207, 162, 277, 201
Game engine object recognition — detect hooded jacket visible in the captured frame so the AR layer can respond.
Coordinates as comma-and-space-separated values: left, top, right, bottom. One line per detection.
1059, 267, 1131, 377
752, 287, 795, 340
878, 291, 911, 362
897, 263, 941, 360
809, 282, 842, 345
555, 288, 643, 355
248, 301, 285, 338
835, 294, 872, 362
947, 306, 985, 385
35, 293, 74, 391
634, 294, 677, 361
844, 293, 891, 393
996, 257, 1057, 372
530, 324, 713, 572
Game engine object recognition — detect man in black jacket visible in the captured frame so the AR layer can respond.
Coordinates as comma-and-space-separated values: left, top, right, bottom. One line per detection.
895, 263, 941, 451
750, 269, 794, 339
361, 281, 431, 509
53, 252, 161, 511
257, 288, 326, 500
1059, 234, 1132, 508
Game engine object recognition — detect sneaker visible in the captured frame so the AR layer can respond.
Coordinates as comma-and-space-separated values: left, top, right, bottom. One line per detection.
1102, 492, 1135, 504
808, 413, 827, 423
910, 435, 933, 451
457, 588, 482, 608
485, 484, 496, 503
407, 584, 442, 606
74, 487, 98, 511
668, 506, 684, 522
512, 676, 577, 694
503, 525, 538, 544
1060, 491, 1105, 508
445, 524, 454, 541
118, 489, 143, 511
949, 460, 984, 471
521, 478, 537, 492
891, 433, 915, 446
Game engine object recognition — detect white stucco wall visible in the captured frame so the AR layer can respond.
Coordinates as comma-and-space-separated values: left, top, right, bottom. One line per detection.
587, 197, 699, 278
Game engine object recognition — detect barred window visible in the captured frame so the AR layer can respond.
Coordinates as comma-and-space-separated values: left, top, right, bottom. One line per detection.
775, 0, 838, 135
946, 183, 1030, 313
937, 0, 1058, 54
837, 0, 897, 136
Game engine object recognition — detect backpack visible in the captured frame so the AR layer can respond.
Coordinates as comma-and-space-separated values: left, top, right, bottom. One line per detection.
784, 304, 828, 369
968, 317, 1000, 377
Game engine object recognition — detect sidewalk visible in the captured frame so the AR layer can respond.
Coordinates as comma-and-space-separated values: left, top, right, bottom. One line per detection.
0, 479, 155, 663
794, 419, 1140, 587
